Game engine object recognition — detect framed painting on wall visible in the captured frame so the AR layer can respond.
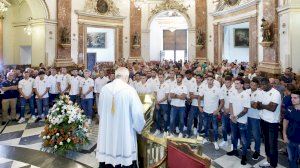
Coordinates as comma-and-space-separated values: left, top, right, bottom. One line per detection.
87, 32, 106, 48
234, 28, 249, 47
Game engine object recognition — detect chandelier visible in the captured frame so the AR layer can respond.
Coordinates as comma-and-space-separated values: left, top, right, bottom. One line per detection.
24, 17, 32, 35
0, 1, 8, 13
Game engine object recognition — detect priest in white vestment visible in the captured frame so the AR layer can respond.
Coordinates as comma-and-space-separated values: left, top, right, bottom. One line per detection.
96, 67, 146, 168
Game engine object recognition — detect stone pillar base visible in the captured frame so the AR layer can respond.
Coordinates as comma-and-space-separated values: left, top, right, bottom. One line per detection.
54, 58, 75, 67
127, 57, 143, 62
258, 62, 282, 74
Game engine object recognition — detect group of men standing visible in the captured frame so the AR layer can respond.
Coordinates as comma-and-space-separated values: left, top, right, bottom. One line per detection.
131, 68, 299, 167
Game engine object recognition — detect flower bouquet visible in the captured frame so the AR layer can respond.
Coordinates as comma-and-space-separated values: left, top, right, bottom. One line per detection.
41, 95, 89, 155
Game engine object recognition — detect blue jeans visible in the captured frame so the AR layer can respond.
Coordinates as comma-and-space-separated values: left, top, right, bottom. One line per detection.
36, 98, 49, 117
70, 95, 80, 105
81, 98, 94, 119
247, 117, 261, 153
287, 141, 300, 168
231, 122, 248, 155
170, 106, 185, 134
221, 113, 231, 141
155, 104, 169, 131
49, 93, 59, 106
20, 96, 35, 117
204, 112, 218, 142
186, 106, 200, 136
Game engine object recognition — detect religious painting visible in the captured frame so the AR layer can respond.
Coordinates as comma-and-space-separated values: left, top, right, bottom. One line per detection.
87, 32, 106, 48
234, 28, 249, 47
97, 0, 109, 14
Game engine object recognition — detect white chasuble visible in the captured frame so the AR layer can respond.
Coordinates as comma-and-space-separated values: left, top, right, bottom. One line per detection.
96, 79, 146, 166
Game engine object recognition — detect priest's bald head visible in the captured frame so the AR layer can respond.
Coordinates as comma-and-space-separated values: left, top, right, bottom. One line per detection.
115, 67, 129, 83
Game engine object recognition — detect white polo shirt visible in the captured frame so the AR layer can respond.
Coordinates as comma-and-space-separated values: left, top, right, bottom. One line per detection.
221, 85, 237, 109
246, 89, 263, 119
18, 78, 34, 97
136, 82, 152, 94
94, 76, 109, 94
80, 78, 94, 99
190, 82, 203, 107
147, 77, 159, 92
202, 79, 221, 88
229, 90, 251, 124
57, 74, 71, 93
154, 82, 169, 105
259, 88, 282, 123
69, 76, 83, 96
34, 77, 50, 98
170, 83, 188, 107
47, 75, 59, 94
200, 84, 223, 114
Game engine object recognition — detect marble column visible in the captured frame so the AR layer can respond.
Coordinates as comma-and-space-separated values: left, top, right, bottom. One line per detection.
258, 0, 281, 74
129, 0, 142, 61
55, 0, 74, 67
249, 16, 258, 66
0, 16, 3, 65
195, 0, 207, 62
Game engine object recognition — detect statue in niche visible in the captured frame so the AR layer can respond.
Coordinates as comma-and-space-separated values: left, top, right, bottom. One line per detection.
196, 29, 205, 46
133, 32, 140, 46
60, 27, 70, 44
261, 18, 272, 42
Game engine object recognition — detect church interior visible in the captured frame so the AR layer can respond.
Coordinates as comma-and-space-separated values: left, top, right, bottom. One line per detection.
0, 0, 299, 168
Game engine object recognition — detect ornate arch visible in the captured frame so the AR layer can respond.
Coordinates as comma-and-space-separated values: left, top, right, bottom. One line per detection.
147, 0, 192, 29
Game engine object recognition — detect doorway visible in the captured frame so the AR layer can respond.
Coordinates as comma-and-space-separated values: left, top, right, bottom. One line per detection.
149, 11, 188, 62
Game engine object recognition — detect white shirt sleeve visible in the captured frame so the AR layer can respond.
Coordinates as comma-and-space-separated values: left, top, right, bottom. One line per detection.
270, 90, 281, 105
242, 92, 251, 109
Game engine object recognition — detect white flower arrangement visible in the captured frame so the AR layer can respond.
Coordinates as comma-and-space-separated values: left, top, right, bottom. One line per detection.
41, 95, 89, 155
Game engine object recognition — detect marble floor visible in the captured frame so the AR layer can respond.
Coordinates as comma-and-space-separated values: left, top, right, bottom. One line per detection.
0, 118, 290, 168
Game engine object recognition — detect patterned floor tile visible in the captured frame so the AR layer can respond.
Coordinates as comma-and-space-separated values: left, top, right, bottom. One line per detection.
0, 161, 13, 168
22, 127, 44, 138
25, 122, 45, 130
19, 135, 42, 145
2, 124, 27, 134
202, 143, 227, 160
0, 131, 24, 141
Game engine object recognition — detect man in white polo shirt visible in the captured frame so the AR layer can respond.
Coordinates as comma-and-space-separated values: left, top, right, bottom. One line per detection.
18, 70, 35, 123
69, 69, 83, 104
169, 74, 188, 138
246, 77, 262, 160
199, 73, 224, 150
153, 73, 170, 137
219, 75, 236, 147
227, 78, 251, 165
186, 74, 204, 138
257, 77, 282, 168
48, 68, 59, 106
33, 71, 50, 122
147, 69, 159, 93
57, 67, 70, 95
80, 69, 94, 125
94, 70, 109, 107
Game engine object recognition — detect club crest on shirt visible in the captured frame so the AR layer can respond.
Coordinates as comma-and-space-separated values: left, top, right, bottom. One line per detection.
213, 90, 215, 93
269, 93, 272, 96
241, 95, 244, 98
254, 94, 257, 97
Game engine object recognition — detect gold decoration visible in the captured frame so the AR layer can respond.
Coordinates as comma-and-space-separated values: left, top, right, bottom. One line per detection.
83, 0, 120, 16
150, 0, 189, 17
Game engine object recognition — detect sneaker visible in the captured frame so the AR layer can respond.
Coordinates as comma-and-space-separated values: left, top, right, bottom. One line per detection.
202, 138, 208, 144
219, 140, 228, 147
28, 116, 37, 123
168, 133, 175, 138
35, 117, 42, 123
153, 130, 161, 136
252, 151, 261, 160
259, 161, 270, 167
214, 142, 220, 150
241, 155, 247, 165
87, 119, 92, 125
175, 127, 180, 134
178, 133, 183, 138
18, 117, 26, 124
227, 150, 239, 156
163, 131, 169, 138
